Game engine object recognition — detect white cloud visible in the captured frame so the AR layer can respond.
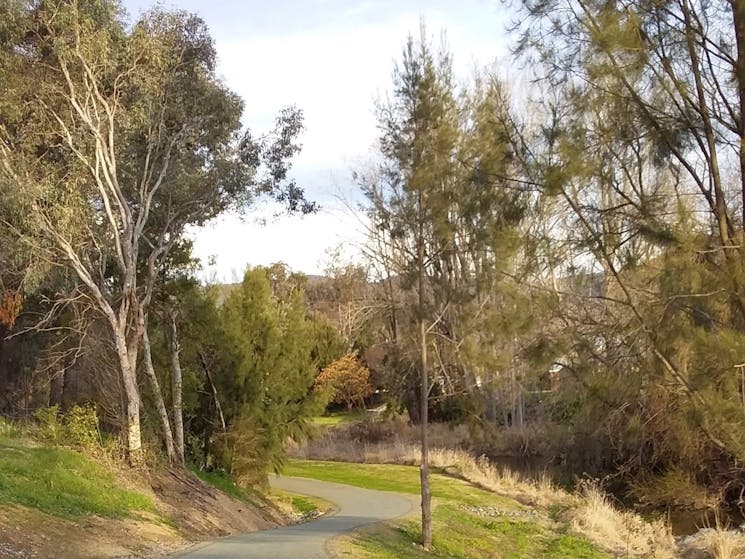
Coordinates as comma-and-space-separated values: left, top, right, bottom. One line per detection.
217, 11, 508, 169
191, 202, 368, 281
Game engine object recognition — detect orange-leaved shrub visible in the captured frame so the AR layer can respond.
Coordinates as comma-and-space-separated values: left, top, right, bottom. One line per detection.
314, 353, 373, 410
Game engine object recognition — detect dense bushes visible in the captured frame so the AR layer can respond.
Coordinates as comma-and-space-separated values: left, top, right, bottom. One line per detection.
33, 404, 102, 450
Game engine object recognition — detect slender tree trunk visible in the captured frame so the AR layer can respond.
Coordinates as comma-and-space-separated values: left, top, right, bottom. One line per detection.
418, 216, 432, 550
484, 379, 498, 424
0, 327, 7, 411
515, 386, 525, 430
419, 316, 432, 550
198, 350, 226, 432
733, 0, 745, 227
142, 327, 177, 464
406, 389, 422, 425
681, 0, 732, 243
168, 311, 185, 464
48, 368, 66, 410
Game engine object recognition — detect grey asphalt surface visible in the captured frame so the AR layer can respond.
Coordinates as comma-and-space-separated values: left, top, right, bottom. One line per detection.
172, 475, 415, 559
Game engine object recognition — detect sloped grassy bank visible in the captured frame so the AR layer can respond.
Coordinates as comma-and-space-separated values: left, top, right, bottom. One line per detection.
0, 415, 280, 558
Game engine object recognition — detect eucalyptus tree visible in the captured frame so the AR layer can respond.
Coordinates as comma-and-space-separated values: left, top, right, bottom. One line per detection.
0, 0, 311, 463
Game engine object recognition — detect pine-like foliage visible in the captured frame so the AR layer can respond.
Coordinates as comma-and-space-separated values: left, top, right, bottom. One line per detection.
215, 268, 328, 477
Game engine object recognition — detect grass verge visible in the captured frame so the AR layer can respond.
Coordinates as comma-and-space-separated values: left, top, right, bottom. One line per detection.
269, 488, 334, 521
311, 411, 364, 427
284, 459, 519, 508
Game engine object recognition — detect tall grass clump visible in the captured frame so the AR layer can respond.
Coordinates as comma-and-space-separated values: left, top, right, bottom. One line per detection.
679, 524, 745, 559
570, 482, 676, 558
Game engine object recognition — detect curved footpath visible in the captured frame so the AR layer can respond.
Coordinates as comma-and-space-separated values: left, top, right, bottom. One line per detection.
173, 475, 415, 559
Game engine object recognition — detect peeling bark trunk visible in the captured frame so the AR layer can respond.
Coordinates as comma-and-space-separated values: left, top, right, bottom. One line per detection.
121, 363, 142, 464
113, 326, 142, 465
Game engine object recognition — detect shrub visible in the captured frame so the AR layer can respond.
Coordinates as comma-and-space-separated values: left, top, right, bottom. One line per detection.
33, 405, 63, 442
314, 353, 373, 410
63, 404, 101, 449
211, 414, 267, 488
32, 404, 101, 450
0, 416, 20, 439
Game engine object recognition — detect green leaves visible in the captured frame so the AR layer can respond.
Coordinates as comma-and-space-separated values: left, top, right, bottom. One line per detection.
190, 267, 334, 479
363, 29, 529, 420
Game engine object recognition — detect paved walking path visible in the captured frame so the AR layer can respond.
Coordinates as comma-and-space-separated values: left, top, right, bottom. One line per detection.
173, 476, 414, 559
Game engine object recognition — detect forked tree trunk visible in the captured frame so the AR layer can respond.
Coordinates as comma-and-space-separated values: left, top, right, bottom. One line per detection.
142, 327, 177, 464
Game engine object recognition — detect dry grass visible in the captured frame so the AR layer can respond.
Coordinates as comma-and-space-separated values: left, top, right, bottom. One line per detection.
427, 446, 571, 508
571, 482, 677, 558
679, 526, 745, 559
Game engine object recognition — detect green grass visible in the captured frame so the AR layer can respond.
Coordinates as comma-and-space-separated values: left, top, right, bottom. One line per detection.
310, 411, 364, 426
288, 460, 612, 559
284, 459, 518, 507
0, 438, 155, 519
347, 515, 611, 559
271, 488, 333, 518
287, 493, 322, 516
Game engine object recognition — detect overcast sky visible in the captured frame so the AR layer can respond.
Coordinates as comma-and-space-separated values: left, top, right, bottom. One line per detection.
123, 0, 511, 280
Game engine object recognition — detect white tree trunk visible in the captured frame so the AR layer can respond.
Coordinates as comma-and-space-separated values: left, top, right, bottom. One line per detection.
115, 336, 142, 464
142, 327, 177, 463
168, 312, 185, 464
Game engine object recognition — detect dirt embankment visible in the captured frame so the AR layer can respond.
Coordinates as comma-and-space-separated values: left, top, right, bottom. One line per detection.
0, 468, 284, 559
